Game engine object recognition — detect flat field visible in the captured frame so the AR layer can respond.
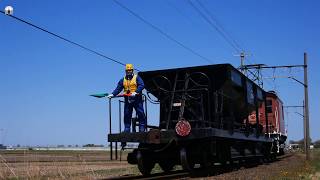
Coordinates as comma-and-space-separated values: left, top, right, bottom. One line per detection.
0, 150, 137, 179
1, 149, 320, 179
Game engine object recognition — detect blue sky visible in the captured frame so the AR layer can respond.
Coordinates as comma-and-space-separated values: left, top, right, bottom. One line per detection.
0, 0, 319, 146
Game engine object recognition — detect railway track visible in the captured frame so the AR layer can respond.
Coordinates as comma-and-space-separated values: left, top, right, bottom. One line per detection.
101, 170, 189, 180
102, 153, 293, 180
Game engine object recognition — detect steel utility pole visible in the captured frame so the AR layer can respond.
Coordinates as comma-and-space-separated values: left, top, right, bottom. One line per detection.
236, 52, 248, 74
0, 129, 3, 145
240, 52, 245, 69
301, 100, 306, 155
304, 52, 310, 160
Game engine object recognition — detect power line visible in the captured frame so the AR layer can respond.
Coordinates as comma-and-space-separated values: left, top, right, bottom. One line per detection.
188, 1, 277, 90
165, 0, 273, 90
186, 1, 264, 87
0, 10, 132, 70
187, 1, 267, 87
195, 0, 244, 52
187, 0, 241, 53
164, 0, 198, 26
192, 2, 271, 89
113, 0, 213, 64
186, 0, 268, 88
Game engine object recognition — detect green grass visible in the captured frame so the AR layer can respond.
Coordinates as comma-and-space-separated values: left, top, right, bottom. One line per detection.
272, 151, 319, 180
310, 149, 320, 172
298, 149, 320, 179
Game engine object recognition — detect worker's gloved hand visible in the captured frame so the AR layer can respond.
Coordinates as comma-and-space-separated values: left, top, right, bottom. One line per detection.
107, 94, 114, 98
131, 92, 137, 97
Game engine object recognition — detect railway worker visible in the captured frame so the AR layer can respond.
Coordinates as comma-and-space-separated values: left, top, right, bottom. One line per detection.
107, 64, 146, 132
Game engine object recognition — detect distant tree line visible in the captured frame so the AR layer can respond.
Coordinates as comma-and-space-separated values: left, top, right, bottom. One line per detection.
289, 138, 320, 148
314, 140, 320, 148
82, 144, 104, 147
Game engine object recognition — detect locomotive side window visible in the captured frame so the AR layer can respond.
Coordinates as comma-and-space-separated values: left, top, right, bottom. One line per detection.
231, 70, 242, 86
266, 100, 273, 113
246, 81, 254, 104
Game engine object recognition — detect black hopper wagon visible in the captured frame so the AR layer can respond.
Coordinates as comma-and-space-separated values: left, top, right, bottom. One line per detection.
107, 64, 280, 175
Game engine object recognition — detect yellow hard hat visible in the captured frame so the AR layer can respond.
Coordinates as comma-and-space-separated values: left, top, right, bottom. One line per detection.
125, 64, 134, 71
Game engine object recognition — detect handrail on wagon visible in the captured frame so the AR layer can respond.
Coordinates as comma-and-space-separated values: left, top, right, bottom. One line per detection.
90, 92, 150, 161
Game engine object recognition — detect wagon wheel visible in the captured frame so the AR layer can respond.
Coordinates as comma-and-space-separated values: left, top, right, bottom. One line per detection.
137, 151, 155, 176
180, 147, 196, 171
159, 161, 175, 172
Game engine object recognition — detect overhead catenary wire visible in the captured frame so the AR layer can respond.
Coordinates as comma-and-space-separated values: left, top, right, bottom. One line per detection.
113, 0, 213, 64
167, 0, 265, 88
186, 1, 269, 87
0, 10, 135, 70
184, 1, 267, 86
188, 1, 288, 91
0, 3, 284, 91
195, 0, 244, 52
185, 0, 266, 88
187, 0, 241, 53
164, 0, 198, 26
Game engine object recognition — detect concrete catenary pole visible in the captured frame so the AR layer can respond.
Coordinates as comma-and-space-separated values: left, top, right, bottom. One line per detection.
240, 52, 245, 73
304, 52, 310, 160
109, 98, 113, 160
303, 100, 306, 155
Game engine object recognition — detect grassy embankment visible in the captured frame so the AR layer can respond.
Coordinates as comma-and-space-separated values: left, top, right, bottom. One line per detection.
276, 149, 320, 179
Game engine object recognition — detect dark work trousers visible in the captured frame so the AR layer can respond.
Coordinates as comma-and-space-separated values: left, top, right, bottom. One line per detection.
124, 95, 146, 132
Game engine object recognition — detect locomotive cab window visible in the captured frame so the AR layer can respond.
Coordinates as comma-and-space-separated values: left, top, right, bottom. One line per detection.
266, 100, 273, 113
